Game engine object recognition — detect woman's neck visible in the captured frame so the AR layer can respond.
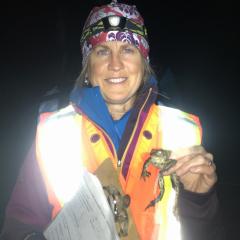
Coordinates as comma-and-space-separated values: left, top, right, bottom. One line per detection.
107, 101, 134, 120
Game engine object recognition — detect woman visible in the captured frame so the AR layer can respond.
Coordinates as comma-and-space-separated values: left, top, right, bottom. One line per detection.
1, 1, 224, 240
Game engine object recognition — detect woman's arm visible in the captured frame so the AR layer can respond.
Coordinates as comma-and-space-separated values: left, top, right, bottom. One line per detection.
166, 145, 226, 240
179, 185, 226, 240
0, 143, 52, 240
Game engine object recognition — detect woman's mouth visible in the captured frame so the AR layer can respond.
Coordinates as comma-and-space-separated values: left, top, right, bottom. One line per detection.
105, 77, 127, 84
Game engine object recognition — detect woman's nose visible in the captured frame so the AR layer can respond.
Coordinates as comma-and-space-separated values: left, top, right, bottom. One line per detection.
108, 53, 123, 71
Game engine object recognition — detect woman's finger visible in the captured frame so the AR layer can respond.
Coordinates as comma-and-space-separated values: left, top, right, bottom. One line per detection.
176, 153, 213, 176
164, 152, 213, 176
190, 160, 216, 175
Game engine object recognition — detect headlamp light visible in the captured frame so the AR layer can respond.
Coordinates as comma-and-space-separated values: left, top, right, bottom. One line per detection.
102, 16, 126, 30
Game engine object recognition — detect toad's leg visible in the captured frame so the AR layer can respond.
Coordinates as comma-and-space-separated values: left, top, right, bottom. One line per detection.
145, 173, 165, 210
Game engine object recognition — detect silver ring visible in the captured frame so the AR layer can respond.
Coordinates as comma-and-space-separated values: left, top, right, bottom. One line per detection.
208, 160, 213, 167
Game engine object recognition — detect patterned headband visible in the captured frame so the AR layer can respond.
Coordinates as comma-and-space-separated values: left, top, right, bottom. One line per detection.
80, 1, 150, 65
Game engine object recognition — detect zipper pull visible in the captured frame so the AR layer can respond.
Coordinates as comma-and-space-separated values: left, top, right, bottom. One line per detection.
117, 159, 121, 167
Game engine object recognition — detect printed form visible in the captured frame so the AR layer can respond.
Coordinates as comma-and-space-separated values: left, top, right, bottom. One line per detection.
43, 170, 119, 240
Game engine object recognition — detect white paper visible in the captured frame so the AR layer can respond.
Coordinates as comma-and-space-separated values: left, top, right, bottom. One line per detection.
43, 170, 119, 240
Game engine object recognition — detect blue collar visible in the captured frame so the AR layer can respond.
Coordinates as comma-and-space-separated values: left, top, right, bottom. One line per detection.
69, 76, 159, 151
70, 86, 130, 151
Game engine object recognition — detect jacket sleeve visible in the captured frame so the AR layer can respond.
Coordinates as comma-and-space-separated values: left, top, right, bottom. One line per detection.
179, 184, 226, 240
0, 143, 52, 240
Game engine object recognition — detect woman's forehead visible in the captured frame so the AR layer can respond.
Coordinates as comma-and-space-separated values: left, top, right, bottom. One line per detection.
94, 41, 137, 49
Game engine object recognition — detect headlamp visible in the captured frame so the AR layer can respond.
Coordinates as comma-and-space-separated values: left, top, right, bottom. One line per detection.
102, 16, 126, 30
80, 15, 148, 45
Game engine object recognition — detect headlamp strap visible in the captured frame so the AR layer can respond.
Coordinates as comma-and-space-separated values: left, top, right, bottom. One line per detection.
81, 16, 148, 44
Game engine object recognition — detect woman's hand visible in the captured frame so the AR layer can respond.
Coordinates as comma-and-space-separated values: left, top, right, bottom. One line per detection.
164, 145, 217, 193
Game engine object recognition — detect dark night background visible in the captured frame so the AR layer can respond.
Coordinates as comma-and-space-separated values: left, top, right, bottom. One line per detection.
0, 0, 239, 237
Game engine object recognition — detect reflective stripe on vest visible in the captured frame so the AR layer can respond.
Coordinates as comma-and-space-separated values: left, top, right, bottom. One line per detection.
36, 104, 201, 240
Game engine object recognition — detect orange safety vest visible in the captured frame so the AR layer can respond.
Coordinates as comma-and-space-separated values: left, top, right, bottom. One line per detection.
36, 104, 202, 240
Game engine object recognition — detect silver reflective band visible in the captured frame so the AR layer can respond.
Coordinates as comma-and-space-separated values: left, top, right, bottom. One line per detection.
23, 232, 38, 240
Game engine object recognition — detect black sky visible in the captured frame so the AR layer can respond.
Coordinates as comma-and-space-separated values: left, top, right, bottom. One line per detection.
0, 0, 239, 235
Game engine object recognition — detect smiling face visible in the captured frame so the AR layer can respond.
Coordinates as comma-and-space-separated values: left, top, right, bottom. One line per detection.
88, 41, 144, 109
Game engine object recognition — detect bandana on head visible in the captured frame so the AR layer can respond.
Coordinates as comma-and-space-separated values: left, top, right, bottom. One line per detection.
80, 0, 150, 65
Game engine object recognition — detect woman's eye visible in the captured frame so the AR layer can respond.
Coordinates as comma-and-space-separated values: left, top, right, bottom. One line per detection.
122, 47, 135, 54
96, 48, 110, 56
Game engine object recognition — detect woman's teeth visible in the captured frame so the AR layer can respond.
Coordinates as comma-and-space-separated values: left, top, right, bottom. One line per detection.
107, 78, 126, 83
